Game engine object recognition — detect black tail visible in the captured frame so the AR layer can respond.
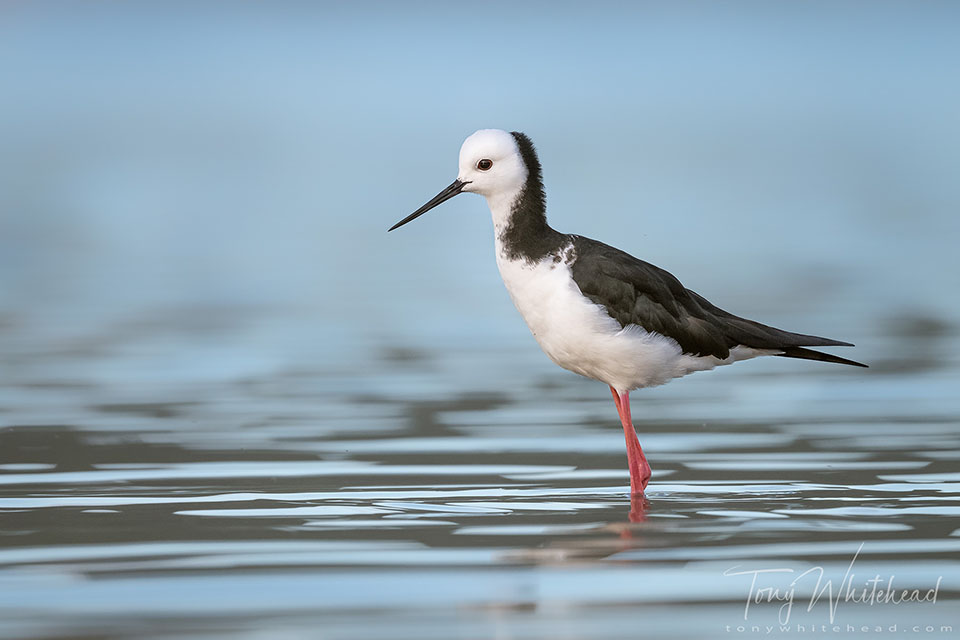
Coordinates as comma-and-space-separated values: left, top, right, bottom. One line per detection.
777, 346, 868, 368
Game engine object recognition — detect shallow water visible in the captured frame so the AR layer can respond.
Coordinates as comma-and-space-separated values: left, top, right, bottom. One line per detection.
4, 2, 960, 638
1, 304, 959, 639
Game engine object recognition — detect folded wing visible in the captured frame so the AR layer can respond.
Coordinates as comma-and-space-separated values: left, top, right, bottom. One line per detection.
568, 235, 866, 367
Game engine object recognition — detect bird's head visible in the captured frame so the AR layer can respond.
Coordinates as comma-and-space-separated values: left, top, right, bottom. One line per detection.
457, 129, 527, 198
388, 129, 529, 231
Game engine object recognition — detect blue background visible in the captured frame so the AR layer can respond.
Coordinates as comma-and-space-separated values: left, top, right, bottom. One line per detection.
2, 0, 958, 381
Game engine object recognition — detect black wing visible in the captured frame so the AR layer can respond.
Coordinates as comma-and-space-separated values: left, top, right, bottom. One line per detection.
568, 235, 865, 367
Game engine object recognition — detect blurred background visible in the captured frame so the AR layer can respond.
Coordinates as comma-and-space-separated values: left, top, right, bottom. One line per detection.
2, 0, 958, 379
2, 2, 959, 639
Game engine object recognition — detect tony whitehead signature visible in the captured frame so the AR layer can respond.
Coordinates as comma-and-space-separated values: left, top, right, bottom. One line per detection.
723, 543, 942, 624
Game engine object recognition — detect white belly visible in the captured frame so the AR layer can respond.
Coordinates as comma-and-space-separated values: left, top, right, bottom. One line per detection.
495, 248, 765, 391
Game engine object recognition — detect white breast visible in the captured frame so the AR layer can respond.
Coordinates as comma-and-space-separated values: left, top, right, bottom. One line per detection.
494, 242, 766, 391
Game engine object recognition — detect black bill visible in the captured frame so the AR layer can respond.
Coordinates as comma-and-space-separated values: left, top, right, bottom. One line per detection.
388, 179, 468, 232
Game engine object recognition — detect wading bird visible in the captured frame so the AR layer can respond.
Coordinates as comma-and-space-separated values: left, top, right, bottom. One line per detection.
389, 129, 865, 496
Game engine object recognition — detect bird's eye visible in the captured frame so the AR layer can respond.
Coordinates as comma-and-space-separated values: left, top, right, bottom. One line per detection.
477, 159, 493, 171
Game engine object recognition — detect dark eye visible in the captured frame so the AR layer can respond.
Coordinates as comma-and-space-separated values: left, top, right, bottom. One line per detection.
477, 158, 493, 171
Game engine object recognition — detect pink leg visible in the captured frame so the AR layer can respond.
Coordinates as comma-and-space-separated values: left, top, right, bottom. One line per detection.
610, 385, 652, 495
610, 386, 622, 413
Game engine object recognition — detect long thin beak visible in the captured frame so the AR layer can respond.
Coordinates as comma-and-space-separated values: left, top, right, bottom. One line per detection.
388, 179, 467, 232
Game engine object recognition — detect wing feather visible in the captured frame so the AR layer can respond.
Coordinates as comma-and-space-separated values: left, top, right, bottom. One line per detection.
568, 235, 857, 361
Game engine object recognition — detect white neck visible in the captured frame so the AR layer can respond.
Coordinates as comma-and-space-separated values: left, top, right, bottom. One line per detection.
485, 186, 524, 242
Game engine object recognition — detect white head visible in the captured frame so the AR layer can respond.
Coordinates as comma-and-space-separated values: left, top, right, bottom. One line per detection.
457, 129, 527, 199
388, 129, 530, 232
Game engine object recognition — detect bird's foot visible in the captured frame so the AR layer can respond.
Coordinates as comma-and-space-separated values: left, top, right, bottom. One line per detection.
629, 477, 650, 497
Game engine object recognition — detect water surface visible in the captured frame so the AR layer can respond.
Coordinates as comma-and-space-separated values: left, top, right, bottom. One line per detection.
1, 304, 958, 638
2, 2, 959, 638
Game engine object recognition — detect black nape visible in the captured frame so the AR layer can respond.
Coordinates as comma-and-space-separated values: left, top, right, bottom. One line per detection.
498, 132, 567, 263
